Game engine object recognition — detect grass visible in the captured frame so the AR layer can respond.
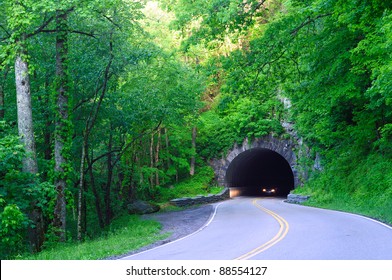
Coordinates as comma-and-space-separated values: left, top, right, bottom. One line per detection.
21, 215, 168, 260
295, 189, 392, 226
293, 153, 392, 225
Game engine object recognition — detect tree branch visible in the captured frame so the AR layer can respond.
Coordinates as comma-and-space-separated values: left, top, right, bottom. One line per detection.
291, 13, 333, 36
249, 47, 287, 92
102, 14, 122, 30
26, 15, 55, 39
26, 7, 90, 39
252, 0, 267, 13
0, 24, 11, 38
113, 120, 163, 167
84, 31, 114, 137
39, 29, 96, 38
84, 120, 163, 175
0, 36, 10, 42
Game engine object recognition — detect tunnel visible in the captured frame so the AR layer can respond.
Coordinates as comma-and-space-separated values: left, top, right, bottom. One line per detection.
225, 148, 294, 197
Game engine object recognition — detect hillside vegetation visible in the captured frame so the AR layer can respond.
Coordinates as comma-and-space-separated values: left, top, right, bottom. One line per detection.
165, 0, 392, 223
1, 0, 391, 259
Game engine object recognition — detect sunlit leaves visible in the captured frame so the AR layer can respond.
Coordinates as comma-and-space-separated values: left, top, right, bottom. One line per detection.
198, 95, 283, 159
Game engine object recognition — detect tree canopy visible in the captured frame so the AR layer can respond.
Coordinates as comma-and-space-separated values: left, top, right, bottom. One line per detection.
1, 0, 391, 258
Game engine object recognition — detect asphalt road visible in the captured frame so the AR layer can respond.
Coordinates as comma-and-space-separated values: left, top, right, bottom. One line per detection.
121, 197, 392, 260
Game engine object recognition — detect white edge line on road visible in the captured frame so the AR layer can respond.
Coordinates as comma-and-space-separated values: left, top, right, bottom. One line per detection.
346, 212, 392, 230
282, 200, 392, 230
120, 202, 224, 259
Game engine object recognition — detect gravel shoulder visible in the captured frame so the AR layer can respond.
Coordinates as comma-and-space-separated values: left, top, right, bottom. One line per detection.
110, 204, 215, 259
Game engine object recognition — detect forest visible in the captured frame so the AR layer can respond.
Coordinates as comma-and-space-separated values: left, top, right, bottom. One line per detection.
0, 0, 391, 259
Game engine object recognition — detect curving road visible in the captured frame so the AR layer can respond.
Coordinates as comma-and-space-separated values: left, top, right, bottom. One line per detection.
121, 197, 392, 260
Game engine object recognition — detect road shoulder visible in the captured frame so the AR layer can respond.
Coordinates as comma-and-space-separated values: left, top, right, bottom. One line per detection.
109, 204, 215, 259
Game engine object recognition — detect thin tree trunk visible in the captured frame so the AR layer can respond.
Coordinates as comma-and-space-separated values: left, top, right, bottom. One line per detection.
149, 132, 154, 190
15, 43, 43, 252
77, 141, 86, 241
40, 76, 52, 181
190, 126, 197, 176
76, 30, 114, 238
127, 153, 137, 202
53, 10, 69, 242
164, 128, 171, 170
0, 67, 8, 119
0, 85, 4, 119
87, 148, 104, 229
139, 157, 144, 186
82, 182, 87, 236
155, 128, 161, 186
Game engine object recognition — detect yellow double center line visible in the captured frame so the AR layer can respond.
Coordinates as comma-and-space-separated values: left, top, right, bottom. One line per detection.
236, 199, 290, 260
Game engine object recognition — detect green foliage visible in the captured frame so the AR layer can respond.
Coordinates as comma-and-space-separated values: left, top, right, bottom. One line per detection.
197, 110, 236, 159
0, 203, 29, 259
2, 0, 392, 259
197, 96, 284, 159
0, 123, 24, 176
156, 166, 220, 202
163, 0, 284, 47
283, 0, 392, 222
295, 153, 392, 224
0, 123, 54, 258
118, 53, 203, 128
0, 122, 34, 211
171, 0, 392, 227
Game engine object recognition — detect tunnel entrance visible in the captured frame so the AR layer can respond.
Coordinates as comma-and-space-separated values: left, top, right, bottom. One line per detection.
225, 148, 294, 197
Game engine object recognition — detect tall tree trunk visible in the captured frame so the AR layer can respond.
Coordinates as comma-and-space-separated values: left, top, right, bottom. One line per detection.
105, 124, 114, 226
15, 55, 38, 174
15, 42, 44, 252
190, 126, 197, 176
53, 11, 69, 242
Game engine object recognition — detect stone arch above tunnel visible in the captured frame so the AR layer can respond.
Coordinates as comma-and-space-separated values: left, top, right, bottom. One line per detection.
210, 135, 300, 195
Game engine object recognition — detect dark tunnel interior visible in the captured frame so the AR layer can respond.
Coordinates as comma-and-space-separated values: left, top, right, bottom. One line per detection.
225, 148, 294, 197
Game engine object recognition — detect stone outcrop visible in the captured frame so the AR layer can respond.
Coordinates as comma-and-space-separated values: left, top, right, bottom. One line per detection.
127, 200, 160, 214
285, 193, 311, 204
170, 188, 230, 207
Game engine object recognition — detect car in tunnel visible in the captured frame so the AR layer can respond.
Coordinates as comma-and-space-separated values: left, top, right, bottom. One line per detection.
262, 187, 278, 196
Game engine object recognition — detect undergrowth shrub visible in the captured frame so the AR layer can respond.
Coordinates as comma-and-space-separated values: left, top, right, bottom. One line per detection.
0, 203, 28, 259
156, 166, 221, 202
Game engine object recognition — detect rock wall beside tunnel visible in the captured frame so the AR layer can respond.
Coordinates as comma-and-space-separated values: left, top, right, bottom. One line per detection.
210, 135, 301, 193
